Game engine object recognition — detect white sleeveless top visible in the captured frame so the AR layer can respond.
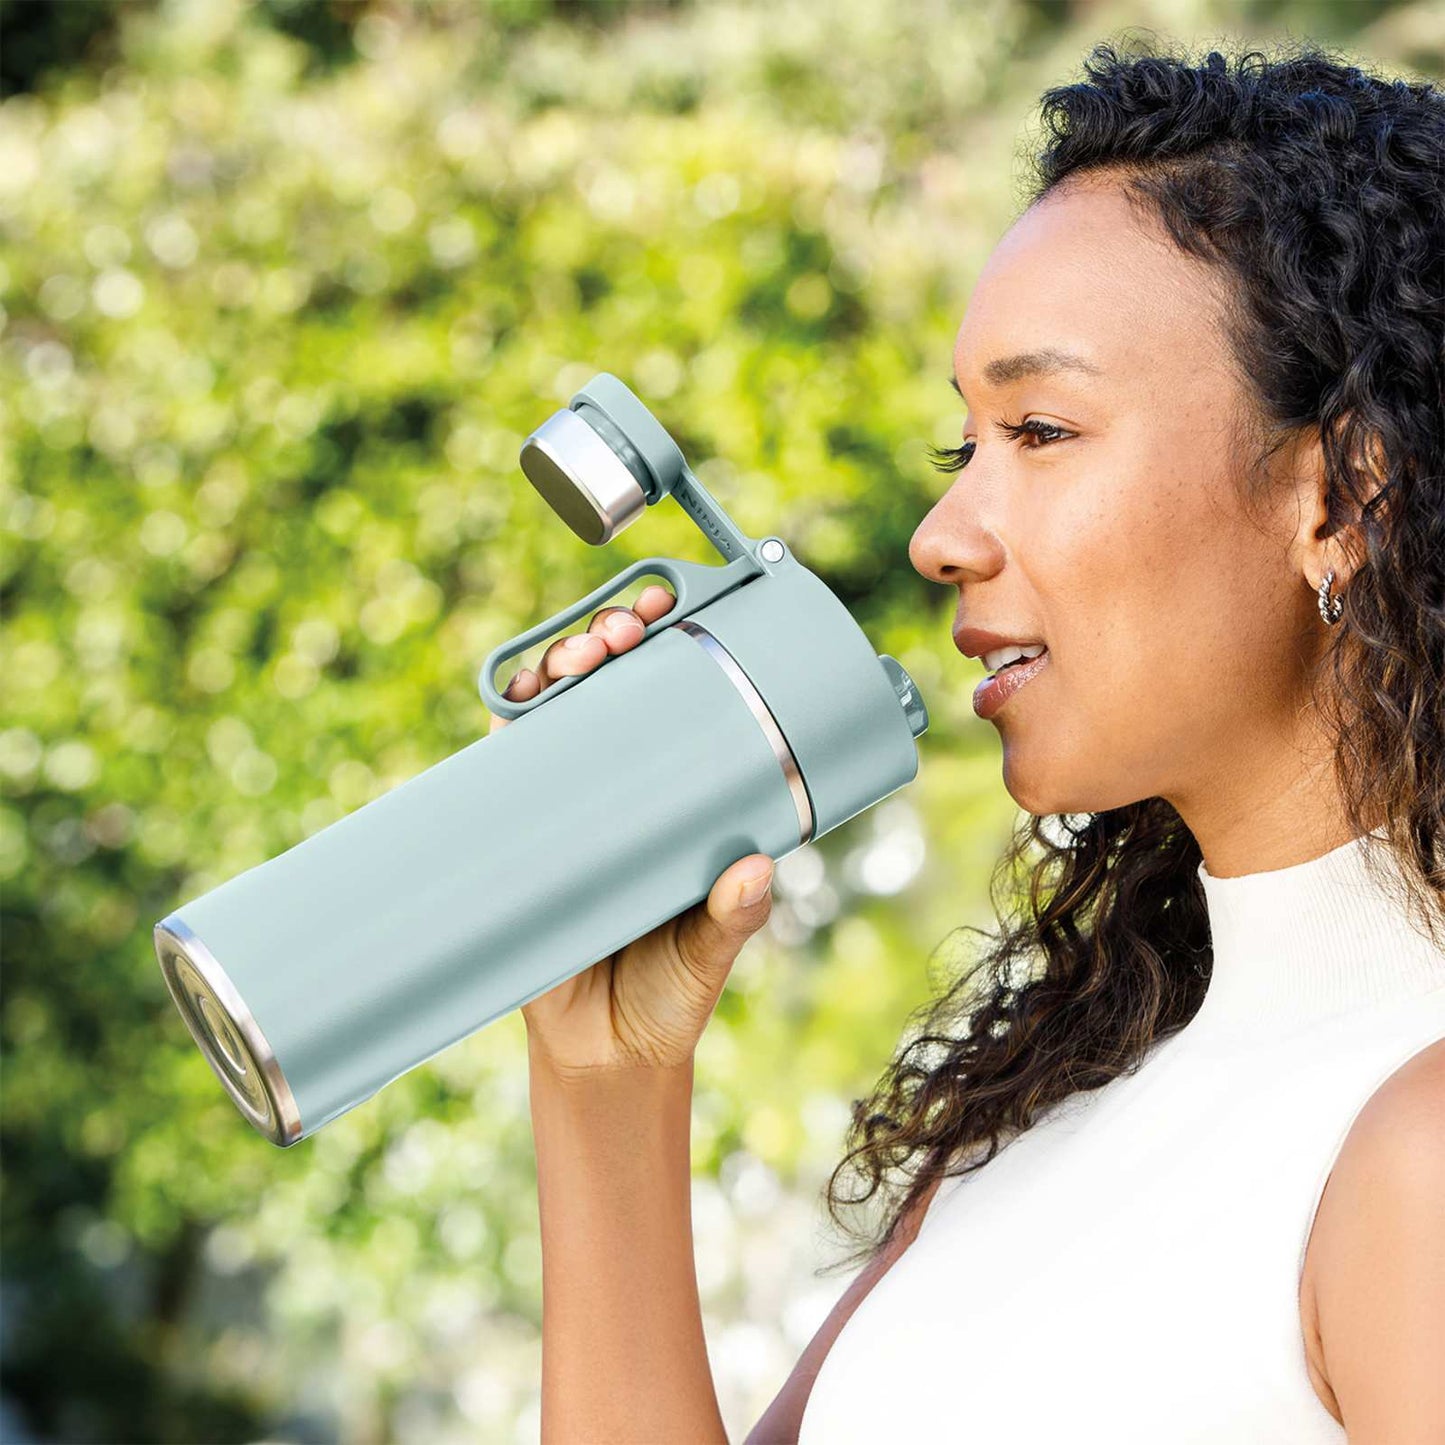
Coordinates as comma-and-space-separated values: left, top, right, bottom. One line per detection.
798, 828, 1445, 1443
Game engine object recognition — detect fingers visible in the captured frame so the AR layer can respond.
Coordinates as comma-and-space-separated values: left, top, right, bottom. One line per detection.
486, 586, 678, 735
672, 853, 774, 983
538, 585, 676, 684
489, 641, 599, 734
632, 585, 677, 625
488, 667, 539, 734
535, 629, 607, 687
579, 584, 676, 649
585, 604, 645, 652
720, 852, 775, 913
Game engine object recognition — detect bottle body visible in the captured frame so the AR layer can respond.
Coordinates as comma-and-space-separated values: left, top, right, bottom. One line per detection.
157, 543, 926, 1147
159, 623, 816, 1145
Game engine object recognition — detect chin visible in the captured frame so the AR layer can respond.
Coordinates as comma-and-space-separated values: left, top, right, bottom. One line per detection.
999, 756, 1065, 817
999, 746, 1136, 819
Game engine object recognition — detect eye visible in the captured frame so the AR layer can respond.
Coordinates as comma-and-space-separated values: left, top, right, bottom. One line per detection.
926, 418, 1072, 475
926, 438, 975, 475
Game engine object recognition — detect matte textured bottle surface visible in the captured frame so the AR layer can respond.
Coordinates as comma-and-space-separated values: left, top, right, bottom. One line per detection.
172, 624, 811, 1135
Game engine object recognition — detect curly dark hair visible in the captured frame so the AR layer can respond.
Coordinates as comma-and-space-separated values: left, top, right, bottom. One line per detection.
821, 34, 1445, 1274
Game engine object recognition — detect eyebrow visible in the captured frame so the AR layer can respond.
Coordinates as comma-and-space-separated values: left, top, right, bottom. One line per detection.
948, 347, 1103, 399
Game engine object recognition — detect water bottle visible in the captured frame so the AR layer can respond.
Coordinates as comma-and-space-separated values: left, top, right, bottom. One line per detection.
153, 373, 929, 1147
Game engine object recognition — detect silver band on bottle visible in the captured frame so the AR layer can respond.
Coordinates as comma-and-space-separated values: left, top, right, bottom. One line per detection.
671, 619, 815, 847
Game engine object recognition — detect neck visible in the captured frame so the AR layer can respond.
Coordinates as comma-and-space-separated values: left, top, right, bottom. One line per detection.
1194, 806, 1377, 880
1167, 687, 1368, 879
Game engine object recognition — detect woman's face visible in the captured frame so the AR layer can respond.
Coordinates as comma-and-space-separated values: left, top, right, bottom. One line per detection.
909, 173, 1330, 821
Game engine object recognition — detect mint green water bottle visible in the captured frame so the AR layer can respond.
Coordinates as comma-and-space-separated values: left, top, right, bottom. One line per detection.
154, 374, 928, 1147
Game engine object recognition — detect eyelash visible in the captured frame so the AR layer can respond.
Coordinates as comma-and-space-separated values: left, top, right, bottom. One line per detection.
926, 418, 1071, 474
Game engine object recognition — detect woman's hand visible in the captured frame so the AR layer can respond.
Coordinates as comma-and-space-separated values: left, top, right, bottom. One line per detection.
487, 584, 776, 1081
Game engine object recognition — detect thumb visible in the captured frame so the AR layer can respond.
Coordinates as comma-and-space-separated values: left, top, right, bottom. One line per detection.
673, 854, 775, 979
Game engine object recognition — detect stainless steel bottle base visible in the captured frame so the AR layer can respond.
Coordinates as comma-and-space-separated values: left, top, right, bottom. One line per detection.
154, 915, 303, 1147
671, 619, 815, 847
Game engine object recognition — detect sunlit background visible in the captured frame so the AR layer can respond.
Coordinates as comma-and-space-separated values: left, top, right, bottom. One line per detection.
1, 0, 1438, 1440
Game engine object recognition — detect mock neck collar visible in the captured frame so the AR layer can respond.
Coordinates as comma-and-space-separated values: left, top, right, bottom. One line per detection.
1191, 827, 1444, 1037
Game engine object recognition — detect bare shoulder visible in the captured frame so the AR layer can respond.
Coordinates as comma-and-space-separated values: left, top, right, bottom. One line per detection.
1301, 1035, 1445, 1437
1334, 1034, 1445, 1159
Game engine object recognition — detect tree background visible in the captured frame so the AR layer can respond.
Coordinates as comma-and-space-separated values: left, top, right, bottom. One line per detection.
2, 1, 1438, 1441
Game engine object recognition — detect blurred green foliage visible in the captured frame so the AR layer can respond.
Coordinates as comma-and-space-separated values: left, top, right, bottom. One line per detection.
1, 0, 1436, 1440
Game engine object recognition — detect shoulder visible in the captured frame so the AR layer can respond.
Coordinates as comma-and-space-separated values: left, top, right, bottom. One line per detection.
1303, 1036, 1445, 1438
1322, 1036, 1445, 1248
1335, 1033, 1445, 1168
1332, 1034, 1445, 1202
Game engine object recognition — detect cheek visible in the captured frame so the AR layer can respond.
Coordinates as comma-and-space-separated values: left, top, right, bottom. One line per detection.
1036, 483, 1196, 672
1031, 466, 1247, 736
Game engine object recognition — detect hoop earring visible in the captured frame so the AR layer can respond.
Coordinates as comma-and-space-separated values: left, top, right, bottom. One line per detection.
1316, 567, 1343, 625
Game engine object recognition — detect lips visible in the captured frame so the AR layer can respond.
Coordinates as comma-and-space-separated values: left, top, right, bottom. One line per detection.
973, 647, 1050, 720
953, 625, 1049, 663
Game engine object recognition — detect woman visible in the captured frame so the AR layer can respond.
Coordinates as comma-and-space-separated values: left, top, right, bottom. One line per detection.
489, 39, 1445, 1443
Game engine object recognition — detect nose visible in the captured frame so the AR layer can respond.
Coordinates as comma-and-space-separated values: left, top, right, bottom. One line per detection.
908, 493, 1007, 587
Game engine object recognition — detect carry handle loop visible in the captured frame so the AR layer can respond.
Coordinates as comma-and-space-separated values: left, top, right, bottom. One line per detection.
477, 552, 762, 721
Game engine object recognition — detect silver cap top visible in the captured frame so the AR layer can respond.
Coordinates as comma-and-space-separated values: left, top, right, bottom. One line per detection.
519, 407, 648, 546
